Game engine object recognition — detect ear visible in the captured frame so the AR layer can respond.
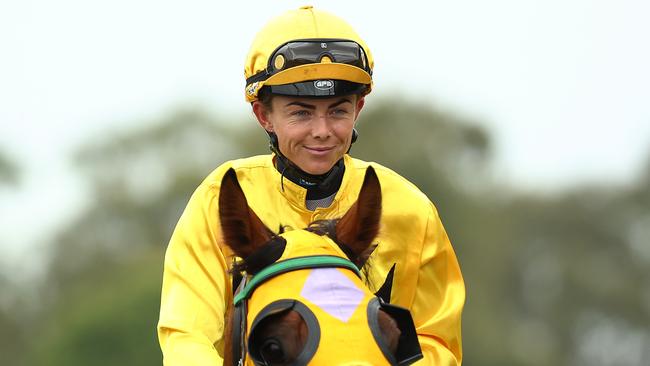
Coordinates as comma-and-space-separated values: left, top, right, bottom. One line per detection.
219, 168, 273, 258
353, 96, 365, 121
252, 101, 273, 132
336, 166, 381, 266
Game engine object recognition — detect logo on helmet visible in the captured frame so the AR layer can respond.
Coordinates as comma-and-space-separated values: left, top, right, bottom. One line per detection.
314, 80, 334, 91
247, 82, 260, 96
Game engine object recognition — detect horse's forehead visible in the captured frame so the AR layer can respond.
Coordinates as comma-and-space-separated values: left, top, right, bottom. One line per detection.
278, 229, 346, 260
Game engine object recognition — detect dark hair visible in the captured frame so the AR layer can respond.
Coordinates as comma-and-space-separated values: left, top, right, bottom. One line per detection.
257, 87, 274, 112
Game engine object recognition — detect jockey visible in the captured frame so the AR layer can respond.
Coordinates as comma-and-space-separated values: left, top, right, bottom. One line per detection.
158, 6, 465, 366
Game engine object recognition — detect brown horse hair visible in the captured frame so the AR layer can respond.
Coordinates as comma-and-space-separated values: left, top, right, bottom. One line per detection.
335, 167, 381, 262
219, 168, 274, 259
230, 236, 287, 275
307, 220, 377, 266
222, 301, 234, 366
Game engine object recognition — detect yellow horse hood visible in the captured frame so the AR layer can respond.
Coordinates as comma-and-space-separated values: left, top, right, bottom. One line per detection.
243, 230, 393, 365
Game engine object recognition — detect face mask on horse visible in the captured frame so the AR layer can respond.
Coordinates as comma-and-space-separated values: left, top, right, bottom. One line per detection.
219, 167, 423, 366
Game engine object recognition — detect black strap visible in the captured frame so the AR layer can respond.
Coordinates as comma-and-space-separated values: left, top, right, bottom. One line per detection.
232, 272, 243, 295
246, 70, 270, 85
231, 277, 247, 366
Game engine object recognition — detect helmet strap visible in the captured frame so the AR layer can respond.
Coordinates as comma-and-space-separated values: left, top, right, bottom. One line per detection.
347, 128, 358, 153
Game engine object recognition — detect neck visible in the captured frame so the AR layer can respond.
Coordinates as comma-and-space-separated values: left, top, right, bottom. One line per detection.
274, 153, 345, 200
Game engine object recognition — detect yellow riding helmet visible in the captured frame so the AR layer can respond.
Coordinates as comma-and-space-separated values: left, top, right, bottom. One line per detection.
244, 6, 374, 102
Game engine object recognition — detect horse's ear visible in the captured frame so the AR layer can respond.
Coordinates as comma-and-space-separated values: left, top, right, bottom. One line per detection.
336, 166, 382, 266
219, 168, 273, 258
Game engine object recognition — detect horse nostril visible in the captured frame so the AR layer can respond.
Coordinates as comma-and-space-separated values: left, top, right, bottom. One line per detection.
260, 338, 286, 364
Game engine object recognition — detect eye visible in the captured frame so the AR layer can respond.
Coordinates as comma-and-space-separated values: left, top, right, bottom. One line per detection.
249, 301, 318, 365
260, 338, 286, 364
290, 110, 311, 118
330, 108, 349, 116
377, 309, 401, 356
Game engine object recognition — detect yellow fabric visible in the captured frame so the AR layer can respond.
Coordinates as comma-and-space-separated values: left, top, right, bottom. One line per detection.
158, 154, 465, 365
244, 6, 374, 102
244, 230, 391, 365
265, 63, 372, 87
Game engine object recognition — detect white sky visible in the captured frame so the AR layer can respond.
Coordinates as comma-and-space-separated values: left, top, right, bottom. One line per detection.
1, 0, 650, 263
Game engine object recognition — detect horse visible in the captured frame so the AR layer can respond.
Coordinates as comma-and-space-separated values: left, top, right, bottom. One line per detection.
218, 166, 422, 366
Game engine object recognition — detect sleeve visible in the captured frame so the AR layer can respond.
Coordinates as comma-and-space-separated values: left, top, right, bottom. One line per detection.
411, 203, 465, 365
157, 182, 230, 365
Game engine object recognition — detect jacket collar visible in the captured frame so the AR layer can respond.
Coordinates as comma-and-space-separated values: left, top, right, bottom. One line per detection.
271, 154, 357, 215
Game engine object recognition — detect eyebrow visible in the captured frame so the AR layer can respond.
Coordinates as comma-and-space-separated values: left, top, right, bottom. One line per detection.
285, 98, 352, 110
328, 98, 353, 108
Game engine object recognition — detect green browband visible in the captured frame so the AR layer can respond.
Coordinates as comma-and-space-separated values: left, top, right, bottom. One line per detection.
233, 255, 361, 306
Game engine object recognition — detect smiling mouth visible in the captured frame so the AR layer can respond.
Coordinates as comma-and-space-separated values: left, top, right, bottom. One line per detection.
304, 146, 335, 156
304, 146, 334, 152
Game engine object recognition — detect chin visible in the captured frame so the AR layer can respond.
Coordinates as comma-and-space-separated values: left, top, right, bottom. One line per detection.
303, 167, 331, 175
301, 161, 335, 175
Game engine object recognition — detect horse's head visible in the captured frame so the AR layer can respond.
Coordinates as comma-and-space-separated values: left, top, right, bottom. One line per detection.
219, 167, 422, 366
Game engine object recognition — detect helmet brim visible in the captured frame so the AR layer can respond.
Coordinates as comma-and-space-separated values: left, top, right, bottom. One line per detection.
246, 63, 372, 102
265, 63, 371, 86
267, 80, 368, 98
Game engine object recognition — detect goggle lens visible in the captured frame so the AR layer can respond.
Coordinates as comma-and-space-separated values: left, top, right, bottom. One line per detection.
247, 40, 370, 85
273, 41, 367, 71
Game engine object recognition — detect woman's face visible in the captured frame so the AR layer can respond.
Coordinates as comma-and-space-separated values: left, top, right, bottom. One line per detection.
253, 95, 365, 175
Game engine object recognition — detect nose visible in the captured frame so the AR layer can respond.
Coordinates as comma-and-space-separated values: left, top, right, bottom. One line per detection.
311, 115, 331, 139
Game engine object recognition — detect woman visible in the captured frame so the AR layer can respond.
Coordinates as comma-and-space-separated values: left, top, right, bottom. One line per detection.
158, 6, 465, 365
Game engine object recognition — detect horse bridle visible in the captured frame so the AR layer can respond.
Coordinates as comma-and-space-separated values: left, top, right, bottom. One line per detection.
230, 255, 423, 366
231, 255, 360, 366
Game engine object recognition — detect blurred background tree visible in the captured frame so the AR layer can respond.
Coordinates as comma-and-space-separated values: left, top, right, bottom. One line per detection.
0, 151, 20, 186
3, 101, 648, 365
0, 152, 24, 366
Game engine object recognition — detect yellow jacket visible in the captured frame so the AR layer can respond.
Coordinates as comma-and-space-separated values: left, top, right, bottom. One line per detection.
158, 154, 465, 365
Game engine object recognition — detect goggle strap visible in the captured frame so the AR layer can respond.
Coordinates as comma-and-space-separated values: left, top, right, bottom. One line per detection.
246, 70, 270, 86
246, 38, 371, 86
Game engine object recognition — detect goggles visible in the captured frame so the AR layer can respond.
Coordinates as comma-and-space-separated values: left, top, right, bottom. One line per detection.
246, 39, 372, 86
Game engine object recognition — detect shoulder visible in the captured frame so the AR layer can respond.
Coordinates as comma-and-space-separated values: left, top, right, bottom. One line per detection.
346, 156, 432, 210
182, 155, 274, 206
200, 155, 273, 189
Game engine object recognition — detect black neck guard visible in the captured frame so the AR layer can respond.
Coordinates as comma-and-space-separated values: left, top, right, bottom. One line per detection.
267, 132, 346, 200
275, 153, 345, 200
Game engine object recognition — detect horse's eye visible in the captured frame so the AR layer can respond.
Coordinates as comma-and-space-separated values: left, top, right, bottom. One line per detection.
260, 338, 286, 364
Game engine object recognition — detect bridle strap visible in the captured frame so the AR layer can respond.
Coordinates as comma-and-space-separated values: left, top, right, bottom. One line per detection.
233, 255, 361, 306
231, 255, 360, 365
231, 276, 247, 366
